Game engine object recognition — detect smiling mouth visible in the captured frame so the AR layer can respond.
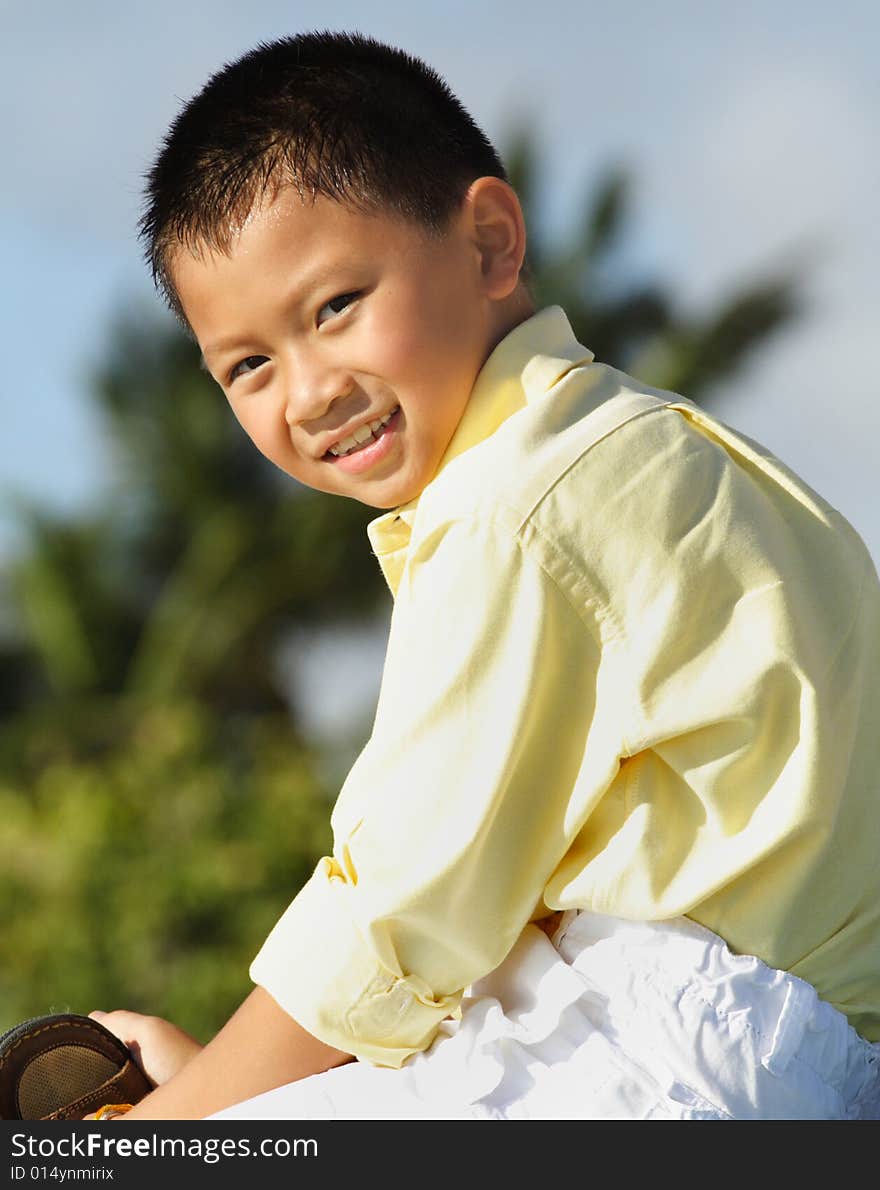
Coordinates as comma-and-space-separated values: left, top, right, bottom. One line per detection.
324, 407, 399, 458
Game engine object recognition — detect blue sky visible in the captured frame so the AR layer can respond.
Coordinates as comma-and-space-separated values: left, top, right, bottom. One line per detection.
3, 0, 878, 590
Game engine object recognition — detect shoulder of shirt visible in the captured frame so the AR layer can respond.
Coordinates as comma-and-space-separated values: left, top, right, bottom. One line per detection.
412, 360, 737, 541
393, 349, 876, 671
411, 356, 871, 585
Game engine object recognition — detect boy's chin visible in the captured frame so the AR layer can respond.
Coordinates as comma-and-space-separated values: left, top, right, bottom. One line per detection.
354, 489, 420, 511
331, 474, 427, 511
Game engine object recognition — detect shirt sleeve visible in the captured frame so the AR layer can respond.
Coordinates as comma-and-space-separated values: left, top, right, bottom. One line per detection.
249, 512, 610, 1067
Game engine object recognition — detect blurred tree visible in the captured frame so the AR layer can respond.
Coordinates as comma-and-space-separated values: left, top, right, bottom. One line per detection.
0, 317, 387, 1035
506, 133, 803, 401
7, 322, 386, 713
0, 698, 331, 1037
0, 142, 805, 1036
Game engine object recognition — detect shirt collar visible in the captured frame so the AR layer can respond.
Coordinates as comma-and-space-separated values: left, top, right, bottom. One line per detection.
367, 306, 594, 594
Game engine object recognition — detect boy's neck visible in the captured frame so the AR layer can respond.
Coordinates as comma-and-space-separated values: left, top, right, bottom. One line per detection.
486, 284, 537, 363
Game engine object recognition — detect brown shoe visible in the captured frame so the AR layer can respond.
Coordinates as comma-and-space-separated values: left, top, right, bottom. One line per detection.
0, 1013, 152, 1120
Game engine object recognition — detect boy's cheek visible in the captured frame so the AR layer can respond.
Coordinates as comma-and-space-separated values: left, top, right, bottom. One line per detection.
358, 305, 418, 377
229, 402, 296, 473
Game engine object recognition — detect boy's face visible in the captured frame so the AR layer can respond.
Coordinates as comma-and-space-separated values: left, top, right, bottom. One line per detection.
171, 186, 500, 509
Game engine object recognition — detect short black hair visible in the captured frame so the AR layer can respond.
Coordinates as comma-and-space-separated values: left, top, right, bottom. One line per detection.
140, 30, 511, 320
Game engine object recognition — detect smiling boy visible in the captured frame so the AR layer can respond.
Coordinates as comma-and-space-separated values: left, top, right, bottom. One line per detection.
89, 31, 880, 1120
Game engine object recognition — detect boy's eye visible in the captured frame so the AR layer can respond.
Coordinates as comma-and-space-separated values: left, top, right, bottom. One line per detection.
317, 291, 361, 325
229, 355, 269, 383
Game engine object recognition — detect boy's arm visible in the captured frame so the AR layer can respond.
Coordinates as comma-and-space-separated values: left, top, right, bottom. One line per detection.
112, 987, 353, 1120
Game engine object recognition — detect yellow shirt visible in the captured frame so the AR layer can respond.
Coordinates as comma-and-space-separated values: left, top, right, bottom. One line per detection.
251, 306, 880, 1062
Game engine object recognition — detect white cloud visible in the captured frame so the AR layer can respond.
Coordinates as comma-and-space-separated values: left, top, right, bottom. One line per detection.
647, 57, 878, 306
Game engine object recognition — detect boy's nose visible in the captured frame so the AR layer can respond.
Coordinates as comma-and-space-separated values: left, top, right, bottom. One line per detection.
283, 358, 353, 426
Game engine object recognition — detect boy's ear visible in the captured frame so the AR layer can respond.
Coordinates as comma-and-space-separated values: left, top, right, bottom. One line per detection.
463, 176, 527, 301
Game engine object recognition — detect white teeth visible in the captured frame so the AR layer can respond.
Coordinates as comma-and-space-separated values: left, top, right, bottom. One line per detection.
328, 409, 397, 457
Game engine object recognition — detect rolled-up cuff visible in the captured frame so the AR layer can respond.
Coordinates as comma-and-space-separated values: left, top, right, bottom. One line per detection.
250, 857, 462, 1068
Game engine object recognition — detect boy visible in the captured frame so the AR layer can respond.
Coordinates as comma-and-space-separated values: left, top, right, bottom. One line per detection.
90, 32, 879, 1120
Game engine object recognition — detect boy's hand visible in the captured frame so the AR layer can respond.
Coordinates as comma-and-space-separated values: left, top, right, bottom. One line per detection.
87, 1009, 203, 1089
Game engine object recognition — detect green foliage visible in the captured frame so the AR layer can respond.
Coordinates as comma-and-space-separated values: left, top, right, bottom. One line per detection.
0, 311, 385, 1037
0, 698, 331, 1038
